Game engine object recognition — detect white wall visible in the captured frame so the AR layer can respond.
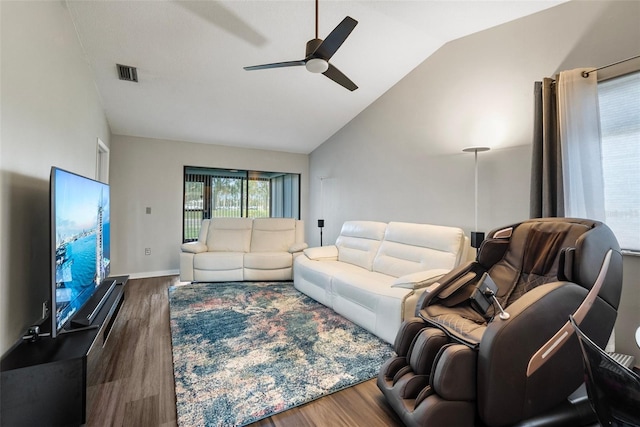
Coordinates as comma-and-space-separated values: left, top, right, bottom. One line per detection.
0, 1, 111, 355
108, 135, 309, 278
308, 0, 640, 362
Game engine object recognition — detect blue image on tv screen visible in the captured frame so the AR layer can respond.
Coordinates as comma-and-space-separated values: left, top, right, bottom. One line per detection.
53, 168, 110, 333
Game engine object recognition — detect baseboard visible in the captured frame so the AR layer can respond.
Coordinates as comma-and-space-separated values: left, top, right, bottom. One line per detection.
117, 270, 179, 280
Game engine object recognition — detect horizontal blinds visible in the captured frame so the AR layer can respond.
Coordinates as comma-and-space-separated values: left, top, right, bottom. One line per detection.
598, 71, 640, 251
183, 172, 206, 241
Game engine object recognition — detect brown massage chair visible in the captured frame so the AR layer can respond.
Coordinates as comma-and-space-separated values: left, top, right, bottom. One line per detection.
377, 218, 623, 427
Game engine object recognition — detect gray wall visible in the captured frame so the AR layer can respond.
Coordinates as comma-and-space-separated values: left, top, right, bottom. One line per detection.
308, 0, 640, 362
0, 1, 111, 355
109, 135, 309, 278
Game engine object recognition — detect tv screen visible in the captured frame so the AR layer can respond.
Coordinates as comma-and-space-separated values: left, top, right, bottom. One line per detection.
50, 167, 111, 338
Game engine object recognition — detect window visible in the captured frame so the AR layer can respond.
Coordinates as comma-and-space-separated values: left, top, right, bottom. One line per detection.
183, 167, 300, 242
598, 71, 640, 252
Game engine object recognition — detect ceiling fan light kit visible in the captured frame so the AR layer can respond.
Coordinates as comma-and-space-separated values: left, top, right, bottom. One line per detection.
244, 0, 358, 91
306, 58, 329, 73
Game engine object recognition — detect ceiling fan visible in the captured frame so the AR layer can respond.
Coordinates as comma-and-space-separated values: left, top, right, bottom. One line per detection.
243, 0, 358, 91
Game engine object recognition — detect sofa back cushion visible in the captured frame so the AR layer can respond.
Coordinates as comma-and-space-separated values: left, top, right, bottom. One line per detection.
294, 219, 305, 247
373, 222, 465, 277
250, 218, 297, 252
206, 218, 253, 252
198, 219, 211, 243
336, 221, 387, 271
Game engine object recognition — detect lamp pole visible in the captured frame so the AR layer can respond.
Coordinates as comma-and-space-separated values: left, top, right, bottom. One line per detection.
318, 177, 326, 246
463, 146, 490, 248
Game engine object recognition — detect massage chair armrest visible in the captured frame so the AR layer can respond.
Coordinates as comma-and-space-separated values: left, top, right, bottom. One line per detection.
476, 282, 595, 426
480, 282, 576, 356
181, 241, 208, 254
414, 261, 486, 314
414, 235, 511, 313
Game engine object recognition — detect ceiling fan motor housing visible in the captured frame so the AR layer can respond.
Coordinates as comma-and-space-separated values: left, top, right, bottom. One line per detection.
306, 39, 324, 58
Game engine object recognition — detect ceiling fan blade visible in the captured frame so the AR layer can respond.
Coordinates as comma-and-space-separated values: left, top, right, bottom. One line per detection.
244, 60, 306, 71
313, 16, 358, 60
323, 63, 357, 91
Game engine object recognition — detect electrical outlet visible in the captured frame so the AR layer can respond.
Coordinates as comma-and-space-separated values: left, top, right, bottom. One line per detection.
42, 301, 49, 319
145, 247, 151, 256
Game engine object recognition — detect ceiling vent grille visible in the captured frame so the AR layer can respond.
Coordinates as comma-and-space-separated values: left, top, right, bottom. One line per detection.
116, 64, 138, 82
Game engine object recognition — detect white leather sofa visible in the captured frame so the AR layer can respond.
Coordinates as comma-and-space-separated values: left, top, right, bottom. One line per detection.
293, 221, 472, 344
180, 217, 307, 282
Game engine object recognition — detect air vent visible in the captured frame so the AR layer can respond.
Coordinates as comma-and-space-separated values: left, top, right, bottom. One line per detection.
116, 64, 138, 82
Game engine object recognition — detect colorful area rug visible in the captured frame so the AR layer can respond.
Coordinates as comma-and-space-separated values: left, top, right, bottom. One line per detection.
168, 282, 395, 427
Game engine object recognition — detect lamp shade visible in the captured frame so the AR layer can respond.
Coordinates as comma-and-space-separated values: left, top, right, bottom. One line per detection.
462, 146, 490, 154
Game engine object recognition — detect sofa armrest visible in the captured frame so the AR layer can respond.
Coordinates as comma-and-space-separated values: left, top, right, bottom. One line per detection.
303, 245, 338, 261
289, 242, 309, 253
181, 241, 208, 254
391, 269, 451, 290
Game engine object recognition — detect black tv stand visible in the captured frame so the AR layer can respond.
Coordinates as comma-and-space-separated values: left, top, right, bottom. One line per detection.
1, 275, 128, 426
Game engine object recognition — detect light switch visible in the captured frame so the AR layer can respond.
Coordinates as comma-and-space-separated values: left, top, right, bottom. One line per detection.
146, 207, 151, 214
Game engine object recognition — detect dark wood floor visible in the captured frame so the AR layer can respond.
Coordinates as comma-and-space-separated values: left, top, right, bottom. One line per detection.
86, 276, 404, 426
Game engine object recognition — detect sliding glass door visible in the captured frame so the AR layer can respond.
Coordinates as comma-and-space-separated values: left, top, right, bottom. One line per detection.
183, 167, 300, 242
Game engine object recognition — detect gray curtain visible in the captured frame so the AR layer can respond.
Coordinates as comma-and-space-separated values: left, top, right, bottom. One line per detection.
530, 78, 564, 218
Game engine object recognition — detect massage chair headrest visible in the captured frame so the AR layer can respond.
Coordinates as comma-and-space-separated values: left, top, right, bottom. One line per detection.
479, 218, 622, 309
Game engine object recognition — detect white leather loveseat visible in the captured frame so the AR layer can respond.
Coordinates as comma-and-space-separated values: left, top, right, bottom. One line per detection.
180, 217, 307, 282
294, 221, 471, 344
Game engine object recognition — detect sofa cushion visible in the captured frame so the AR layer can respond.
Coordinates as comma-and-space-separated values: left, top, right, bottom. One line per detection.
244, 252, 293, 270
336, 221, 387, 270
198, 219, 210, 243
250, 218, 296, 252
332, 271, 398, 311
206, 218, 253, 252
373, 222, 464, 277
332, 271, 414, 343
194, 252, 244, 271
294, 257, 338, 307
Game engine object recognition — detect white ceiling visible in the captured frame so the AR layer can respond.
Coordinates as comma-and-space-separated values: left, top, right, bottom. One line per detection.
66, 0, 564, 154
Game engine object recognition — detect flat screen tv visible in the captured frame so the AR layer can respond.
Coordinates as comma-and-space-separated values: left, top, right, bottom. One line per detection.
50, 167, 113, 338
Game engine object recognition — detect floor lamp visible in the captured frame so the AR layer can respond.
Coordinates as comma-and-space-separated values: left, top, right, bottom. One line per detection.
463, 146, 490, 248
318, 177, 326, 246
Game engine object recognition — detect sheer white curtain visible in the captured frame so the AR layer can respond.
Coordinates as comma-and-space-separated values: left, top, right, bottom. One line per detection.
556, 69, 606, 221
542, 69, 614, 351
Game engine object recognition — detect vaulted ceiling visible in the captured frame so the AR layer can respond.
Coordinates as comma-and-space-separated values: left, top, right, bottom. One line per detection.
66, 1, 564, 154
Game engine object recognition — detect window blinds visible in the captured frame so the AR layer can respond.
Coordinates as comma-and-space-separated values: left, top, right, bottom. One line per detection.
598, 71, 640, 251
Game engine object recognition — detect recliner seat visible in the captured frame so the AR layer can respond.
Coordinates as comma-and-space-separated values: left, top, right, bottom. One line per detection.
378, 218, 623, 427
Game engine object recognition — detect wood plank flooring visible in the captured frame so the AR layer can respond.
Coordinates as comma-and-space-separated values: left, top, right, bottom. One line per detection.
86, 276, 404, 427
